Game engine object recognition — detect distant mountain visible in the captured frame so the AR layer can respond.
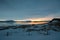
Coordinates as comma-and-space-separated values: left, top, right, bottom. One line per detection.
48, 18, 60, 26
49, 18, 60, 23
0, 20, 15, 23
46, 18, 60, 31
5, 20, 15, 22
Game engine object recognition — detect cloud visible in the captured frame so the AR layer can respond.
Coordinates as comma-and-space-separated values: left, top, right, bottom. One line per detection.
0, 14, 60, 21
21, 14, 60, 21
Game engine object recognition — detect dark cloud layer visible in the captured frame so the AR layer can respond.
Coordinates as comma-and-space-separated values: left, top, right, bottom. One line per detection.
0, 0, 60, 20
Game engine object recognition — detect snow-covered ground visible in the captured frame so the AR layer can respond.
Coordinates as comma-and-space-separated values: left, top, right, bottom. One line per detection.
0, 18, 60, 40
0, 28, 60, 40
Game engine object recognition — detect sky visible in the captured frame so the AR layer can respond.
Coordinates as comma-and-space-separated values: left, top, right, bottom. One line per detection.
0, 0, 60, 21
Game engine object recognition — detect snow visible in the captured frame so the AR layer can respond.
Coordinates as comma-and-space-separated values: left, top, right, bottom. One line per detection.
0, 22, 60, 40
0, 18, 60, 40
0, 28, 60, 40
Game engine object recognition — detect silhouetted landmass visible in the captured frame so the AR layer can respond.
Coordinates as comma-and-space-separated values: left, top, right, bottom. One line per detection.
48, 18, 60, 31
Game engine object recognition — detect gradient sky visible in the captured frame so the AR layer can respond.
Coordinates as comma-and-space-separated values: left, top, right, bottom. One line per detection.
0, 0, 60, 20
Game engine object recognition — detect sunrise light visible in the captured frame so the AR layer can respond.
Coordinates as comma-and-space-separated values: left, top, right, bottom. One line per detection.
15, 17, 53, 24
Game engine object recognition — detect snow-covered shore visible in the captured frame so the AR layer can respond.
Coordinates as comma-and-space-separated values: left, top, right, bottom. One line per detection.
0, 28, 60, 40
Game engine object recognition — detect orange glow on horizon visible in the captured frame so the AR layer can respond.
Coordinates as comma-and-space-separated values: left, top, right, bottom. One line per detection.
0, 17, 52, 24
15, 17, 53, 24
16, 21, 48, 24
15, 17, 53, 21
24, 17, 53, 21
